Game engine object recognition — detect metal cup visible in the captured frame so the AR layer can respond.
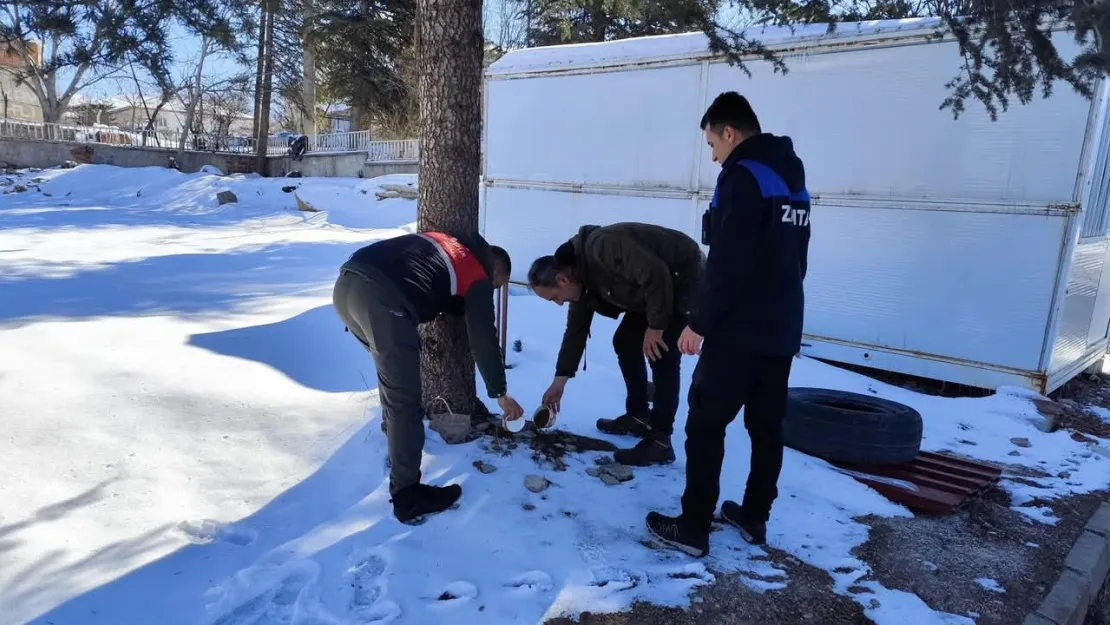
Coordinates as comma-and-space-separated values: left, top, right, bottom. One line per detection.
532, 405, 557, 430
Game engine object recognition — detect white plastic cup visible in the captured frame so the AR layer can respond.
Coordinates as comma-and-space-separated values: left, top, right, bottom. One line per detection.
503, 414, 526, 433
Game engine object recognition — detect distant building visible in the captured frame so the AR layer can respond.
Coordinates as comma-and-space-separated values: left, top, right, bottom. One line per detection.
0, 40, 43, 122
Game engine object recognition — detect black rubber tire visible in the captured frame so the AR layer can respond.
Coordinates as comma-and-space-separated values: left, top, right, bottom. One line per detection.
782, 387, 923, 465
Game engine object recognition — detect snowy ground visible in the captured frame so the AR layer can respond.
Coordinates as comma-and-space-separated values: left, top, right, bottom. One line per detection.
1, 164, 1108, 625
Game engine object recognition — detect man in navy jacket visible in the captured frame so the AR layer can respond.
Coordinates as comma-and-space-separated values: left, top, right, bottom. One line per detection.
646, 91, 812, 557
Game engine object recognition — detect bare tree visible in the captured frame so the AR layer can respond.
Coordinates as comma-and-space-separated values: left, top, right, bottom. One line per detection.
415, 0, 488, 418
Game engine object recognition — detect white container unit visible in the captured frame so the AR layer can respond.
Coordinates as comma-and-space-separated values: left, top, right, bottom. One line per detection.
480, 18, 1110, 394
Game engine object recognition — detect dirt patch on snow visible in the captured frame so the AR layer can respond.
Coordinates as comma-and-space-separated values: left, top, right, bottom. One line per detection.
544, 549, 869, 625
855, 487, 1108, 625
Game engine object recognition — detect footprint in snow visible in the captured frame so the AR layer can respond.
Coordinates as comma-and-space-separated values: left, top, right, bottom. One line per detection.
178, 519, 258, 546
504, 571, 554, 593
587, 566, 646, 593
210, 565, 316, 625
432, 581, 479, 606
346, 552, 401, 623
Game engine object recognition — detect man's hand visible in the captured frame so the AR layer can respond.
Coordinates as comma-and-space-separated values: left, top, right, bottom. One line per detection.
678, 326, 703, 356
497, 394, 524, 421
541, 377, 568, 413
643, 328, 668, 361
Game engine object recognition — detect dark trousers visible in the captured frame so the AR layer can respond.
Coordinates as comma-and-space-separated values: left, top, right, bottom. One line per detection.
612, 312, 685, 436
332, 269, 424, 496
680, 340, 794, 533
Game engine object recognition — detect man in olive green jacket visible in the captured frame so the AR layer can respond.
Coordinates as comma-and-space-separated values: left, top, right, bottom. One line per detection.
528, 223, 705, 466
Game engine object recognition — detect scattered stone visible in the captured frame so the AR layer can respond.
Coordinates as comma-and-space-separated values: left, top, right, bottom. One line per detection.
1058, 470, 1072, 479
522, 503, 535, 511
12, 184, 26, 193
62, 160, 78, 169
958, 439, 978, 446
281, 185, 298, 193
473, 460, 497, 474
601, 464, 634, 482
922, 561, 939, 573
1030, 398, 1064, 432
1008, 450, 1022, 456
600, 473, 622, 485
594, 455, 614, 466
1071, 431, 1097, 444
42, 192, 52, 197
1010, 437, 1031, 448
31, 177, 46, 183
216, 190, 238, 205
586, 467, 601, 477
525, 475, 550, 493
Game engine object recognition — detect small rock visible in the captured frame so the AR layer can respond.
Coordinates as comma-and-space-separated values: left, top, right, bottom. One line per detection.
281, 185, 298, 193
525, 475, 550, 493
31, 177, 46, 183
600, 473, 621, 485
12, 184, 26, 193
958, 439, 978, 446
1008, 450, 1021, 456
594, 455, 614, 466
1030, 398, 1063, 432
922, 561, 939, 572
473, 460, 497, 474
586, 467, 601, 477
1010, 437, 1031, 448
42, 192, 52, 197
1057, 470, 1072, 479
600, 464, 634, 482
216, 190, 238, 205
62, 160, 77, 169
522, 503, 535, 511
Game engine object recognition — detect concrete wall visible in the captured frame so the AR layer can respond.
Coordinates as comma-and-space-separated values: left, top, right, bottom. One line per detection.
0, 137, 420, 179
0, 137, 257, 174
363, 161, 418, 178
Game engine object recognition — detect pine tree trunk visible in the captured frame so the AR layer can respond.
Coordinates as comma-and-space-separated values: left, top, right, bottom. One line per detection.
301, 0, 317, 136
415, 0, 487, 419
252, 0, 267, 139
255, 0, 277, 173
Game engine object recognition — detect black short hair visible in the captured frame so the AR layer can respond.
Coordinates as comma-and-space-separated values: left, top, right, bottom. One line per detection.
527, 255, 566, 288
490, 245, 511, 275
700, 91, 761, 136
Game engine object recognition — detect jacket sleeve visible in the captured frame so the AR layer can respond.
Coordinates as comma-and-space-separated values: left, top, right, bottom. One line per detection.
588, 232, 674, 330
688, 171, 765, 337
554, 300, 595, 378
463, 279, 508, 398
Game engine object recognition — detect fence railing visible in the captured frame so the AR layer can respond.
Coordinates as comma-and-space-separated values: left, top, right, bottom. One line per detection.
0, 118, 419, 162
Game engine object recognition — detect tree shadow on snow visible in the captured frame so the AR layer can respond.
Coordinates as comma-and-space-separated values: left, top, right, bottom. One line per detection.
188, 304, 376, 394
0, 240, 363, 325
17, 421, 390, 625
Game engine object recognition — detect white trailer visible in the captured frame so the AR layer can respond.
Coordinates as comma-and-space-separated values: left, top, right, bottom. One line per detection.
479, 17, 1110, 395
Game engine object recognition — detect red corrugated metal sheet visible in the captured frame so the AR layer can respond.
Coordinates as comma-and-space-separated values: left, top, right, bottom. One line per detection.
831, 451, 1003, 515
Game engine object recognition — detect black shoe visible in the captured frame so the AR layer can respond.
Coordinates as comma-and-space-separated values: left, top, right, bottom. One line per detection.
613, 434, 675, 466
719, 500, 767, 545
645, 511, 709, 558
391, 483, 462, 525
596, 414, 651, 437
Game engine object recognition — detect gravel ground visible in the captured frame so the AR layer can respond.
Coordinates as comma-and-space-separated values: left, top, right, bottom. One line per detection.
538, 368, 1110, 625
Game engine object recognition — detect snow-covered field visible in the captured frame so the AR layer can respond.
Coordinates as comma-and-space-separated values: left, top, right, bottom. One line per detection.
0, 164, 1107, 625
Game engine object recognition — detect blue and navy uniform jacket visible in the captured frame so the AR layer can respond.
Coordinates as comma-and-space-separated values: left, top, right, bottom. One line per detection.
689, 133, 812, 357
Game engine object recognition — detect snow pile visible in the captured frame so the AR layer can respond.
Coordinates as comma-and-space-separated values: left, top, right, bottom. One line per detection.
0, 164, 1106, 625
487, 18, 943, 76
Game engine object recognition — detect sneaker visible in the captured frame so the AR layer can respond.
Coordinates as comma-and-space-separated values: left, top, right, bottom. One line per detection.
613, 434, 675, 466
596, 414, 651, 437
391, 483, 462, 525
645, 511, 709, 558
719, 500, 767, 545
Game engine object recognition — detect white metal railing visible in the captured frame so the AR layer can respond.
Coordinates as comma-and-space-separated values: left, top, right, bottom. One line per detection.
0, 117, 419, 162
